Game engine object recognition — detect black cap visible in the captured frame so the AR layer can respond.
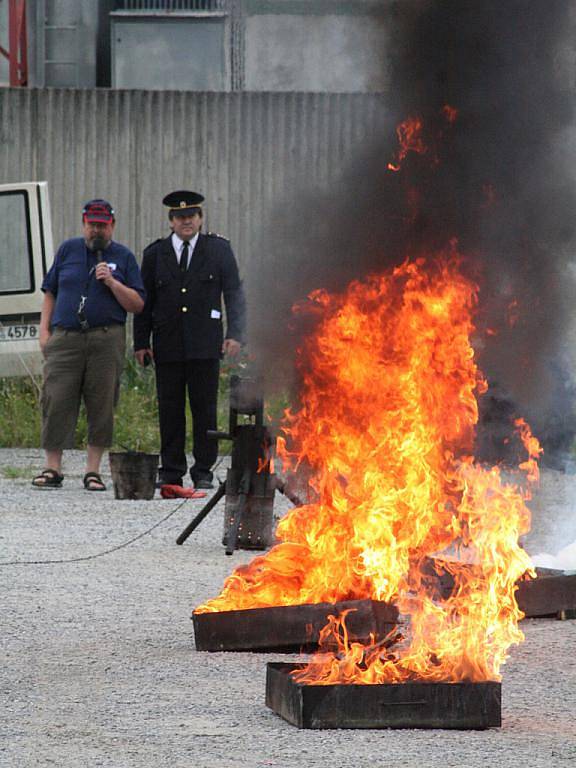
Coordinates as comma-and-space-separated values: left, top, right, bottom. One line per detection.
163, 190, 204, 217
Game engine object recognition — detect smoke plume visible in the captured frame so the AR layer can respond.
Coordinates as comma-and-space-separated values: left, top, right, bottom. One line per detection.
249, 0, 576, 464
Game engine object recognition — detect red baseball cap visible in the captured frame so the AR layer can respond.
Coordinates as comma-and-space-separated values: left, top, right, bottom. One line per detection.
83, 199, 115, 223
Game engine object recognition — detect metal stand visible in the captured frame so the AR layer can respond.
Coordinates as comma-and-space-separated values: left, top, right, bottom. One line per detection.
175, 376, 276, 554
175, 481, 226, 545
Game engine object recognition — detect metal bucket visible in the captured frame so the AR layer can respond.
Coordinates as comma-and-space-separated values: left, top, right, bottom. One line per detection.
108, 452, 159, 500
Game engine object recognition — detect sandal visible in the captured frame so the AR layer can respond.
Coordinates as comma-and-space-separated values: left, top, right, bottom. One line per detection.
83, 472, 106, 492
32, 468, 64, 489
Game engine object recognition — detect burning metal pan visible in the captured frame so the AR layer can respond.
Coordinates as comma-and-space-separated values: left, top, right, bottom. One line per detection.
193, 599, 398, 652
265, 662, 501, 730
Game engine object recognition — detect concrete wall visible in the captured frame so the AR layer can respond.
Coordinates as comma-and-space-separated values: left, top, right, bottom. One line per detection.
0, 87, 389, 271
244, 11, 388, 92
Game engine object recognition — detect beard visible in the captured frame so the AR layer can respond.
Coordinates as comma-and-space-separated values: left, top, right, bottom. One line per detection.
85, 235, 109, 253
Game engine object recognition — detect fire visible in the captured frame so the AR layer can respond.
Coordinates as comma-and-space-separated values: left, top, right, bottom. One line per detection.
197, 247, 537, 684
257, 455, 274, 474
388, 105, 458, 172
387, 116, 426, 171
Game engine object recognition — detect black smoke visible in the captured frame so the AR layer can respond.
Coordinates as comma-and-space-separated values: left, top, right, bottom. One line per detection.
249, 0, 576, 467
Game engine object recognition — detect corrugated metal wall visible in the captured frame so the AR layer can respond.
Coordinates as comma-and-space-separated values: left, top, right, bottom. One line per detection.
0, 88, 388, 268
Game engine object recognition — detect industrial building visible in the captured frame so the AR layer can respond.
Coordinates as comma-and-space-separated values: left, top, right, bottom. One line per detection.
0, 0, 388, 92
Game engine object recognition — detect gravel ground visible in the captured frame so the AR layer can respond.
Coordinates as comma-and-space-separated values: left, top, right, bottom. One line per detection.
2, 448, 576, 768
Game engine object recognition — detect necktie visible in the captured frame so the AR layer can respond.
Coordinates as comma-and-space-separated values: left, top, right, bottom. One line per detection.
180, 240, 189, 272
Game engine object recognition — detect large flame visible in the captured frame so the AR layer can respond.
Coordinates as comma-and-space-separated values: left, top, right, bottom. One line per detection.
197, 247, 538, 683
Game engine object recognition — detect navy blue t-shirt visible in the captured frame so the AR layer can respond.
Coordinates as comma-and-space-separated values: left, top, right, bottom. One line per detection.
42, 238, 145, 330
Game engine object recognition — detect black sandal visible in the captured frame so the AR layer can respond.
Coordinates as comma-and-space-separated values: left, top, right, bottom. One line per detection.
32, 468, 64, 489
83, 472, 106, 492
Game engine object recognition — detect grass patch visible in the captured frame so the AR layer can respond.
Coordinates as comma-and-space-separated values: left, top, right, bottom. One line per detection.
0, 358, 290, 451
0, 465, 37, 479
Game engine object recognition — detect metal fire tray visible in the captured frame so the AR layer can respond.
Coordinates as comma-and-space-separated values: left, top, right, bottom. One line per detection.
265, 662, 501, 729
428, 559, 576, 619
516, 570, 576, 618
193, 599, 398, 652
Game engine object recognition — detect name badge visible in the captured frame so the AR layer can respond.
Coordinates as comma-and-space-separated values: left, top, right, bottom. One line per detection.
211, 309, 221, 319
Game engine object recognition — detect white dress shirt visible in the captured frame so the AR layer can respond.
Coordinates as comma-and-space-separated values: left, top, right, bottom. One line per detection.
171, 231, 199, 269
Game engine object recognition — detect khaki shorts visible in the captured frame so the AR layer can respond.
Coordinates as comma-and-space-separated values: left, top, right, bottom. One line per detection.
41, 325, 126, 450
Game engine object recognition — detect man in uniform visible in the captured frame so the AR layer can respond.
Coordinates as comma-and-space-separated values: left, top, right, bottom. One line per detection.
134, 191, 246, 489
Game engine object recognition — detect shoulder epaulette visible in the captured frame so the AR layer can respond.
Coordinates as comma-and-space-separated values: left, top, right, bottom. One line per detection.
206, 231, 229, 242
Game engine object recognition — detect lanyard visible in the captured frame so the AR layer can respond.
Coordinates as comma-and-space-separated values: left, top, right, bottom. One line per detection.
77, 252, 99, 331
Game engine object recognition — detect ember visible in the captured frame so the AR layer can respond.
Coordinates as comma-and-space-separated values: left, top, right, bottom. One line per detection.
197, 249, 540, 687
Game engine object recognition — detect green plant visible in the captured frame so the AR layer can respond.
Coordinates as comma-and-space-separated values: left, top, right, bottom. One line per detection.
0, 377, 41, 447
111, 356, 160, 452
0, 357, 292, 451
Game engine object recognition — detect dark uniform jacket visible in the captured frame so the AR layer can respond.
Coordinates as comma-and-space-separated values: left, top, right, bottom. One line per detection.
133, 232, 246, 363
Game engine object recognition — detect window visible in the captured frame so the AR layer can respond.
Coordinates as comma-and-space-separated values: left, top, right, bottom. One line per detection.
0, 192, 34, 294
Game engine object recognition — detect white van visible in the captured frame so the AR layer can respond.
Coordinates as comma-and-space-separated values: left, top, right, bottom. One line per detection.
0, 181, 53, 376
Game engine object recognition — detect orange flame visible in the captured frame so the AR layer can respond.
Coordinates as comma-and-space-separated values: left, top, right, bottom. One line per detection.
257, 455, 275, 474
388, 106, 458, 172
387, 117, 427, 172
197, 249, 537, 683
515, 417, 543, 484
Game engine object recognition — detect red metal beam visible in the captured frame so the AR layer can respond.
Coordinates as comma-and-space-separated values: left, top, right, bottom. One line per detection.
7, 0, 27, 86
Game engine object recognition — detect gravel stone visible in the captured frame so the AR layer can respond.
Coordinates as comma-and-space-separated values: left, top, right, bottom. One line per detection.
2, 448, 576, 767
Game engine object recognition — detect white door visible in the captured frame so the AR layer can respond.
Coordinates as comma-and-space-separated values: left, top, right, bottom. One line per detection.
0, 182, 53, 376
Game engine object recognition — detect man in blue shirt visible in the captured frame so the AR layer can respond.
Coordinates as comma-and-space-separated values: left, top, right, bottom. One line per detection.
32, 200, 145, 491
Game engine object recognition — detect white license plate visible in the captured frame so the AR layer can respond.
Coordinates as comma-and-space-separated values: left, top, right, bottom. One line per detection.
0, 324, 40, 342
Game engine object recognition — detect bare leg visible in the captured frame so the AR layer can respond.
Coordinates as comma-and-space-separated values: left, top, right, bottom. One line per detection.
86, 445, 106, 475
45, 449, 63, 473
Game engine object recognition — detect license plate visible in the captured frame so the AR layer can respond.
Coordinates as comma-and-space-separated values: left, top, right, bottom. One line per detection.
0, 324, 40, 342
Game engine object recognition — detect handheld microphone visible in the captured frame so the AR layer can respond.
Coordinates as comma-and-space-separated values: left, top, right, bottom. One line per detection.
91, 236, 108, 263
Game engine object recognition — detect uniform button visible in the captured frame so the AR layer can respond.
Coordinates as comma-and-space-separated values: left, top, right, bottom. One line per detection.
182, 306, 188, 313
181, 288, 187, 293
